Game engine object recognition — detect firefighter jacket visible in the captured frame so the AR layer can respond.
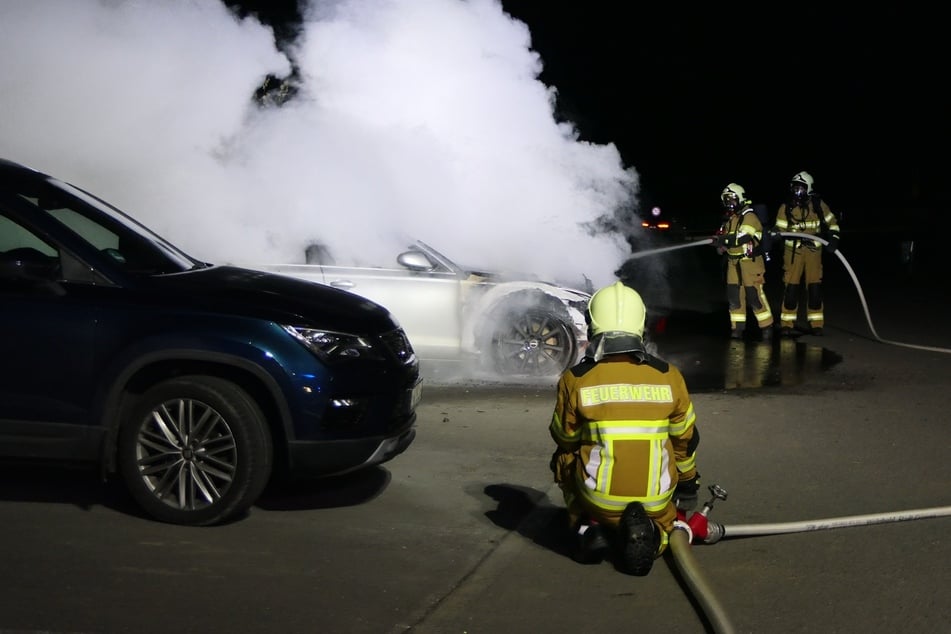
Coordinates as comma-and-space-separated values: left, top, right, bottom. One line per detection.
549, 353, 698, 518
774, 197, 839, 251
718, 205, 765, 262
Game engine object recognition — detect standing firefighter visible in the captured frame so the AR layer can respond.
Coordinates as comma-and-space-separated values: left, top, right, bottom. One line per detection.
549, 282, 700, 576
773, 171, 840, 336
714, 183, 775, 340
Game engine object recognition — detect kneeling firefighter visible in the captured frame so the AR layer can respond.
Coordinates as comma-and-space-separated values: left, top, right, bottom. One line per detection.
549, 282, 701, 576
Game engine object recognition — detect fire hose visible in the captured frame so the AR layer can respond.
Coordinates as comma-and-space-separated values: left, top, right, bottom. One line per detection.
669, 484, 951, 633
628, 233, 951, 354
780, 231, 950, 354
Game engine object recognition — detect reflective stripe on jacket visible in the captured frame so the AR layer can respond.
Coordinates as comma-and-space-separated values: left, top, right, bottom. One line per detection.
719, 206, 763, 260
550, 354, 697, 515
775, 199, 839, 249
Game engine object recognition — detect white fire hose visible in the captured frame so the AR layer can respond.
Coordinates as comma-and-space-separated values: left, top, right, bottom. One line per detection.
668, 485, 951, 634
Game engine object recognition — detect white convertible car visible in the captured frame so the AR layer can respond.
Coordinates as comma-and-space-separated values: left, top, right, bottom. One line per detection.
255, 241, 592, 378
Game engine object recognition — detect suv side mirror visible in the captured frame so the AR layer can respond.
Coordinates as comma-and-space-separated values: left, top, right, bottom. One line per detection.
0, 248, 60, 283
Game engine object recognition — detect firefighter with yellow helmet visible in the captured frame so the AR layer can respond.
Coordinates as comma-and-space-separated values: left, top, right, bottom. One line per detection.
714, 183, 775, 340
549, 282, 700, 576
772, 171, 840, 336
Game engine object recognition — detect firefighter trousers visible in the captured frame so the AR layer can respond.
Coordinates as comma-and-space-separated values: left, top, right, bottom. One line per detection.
780, 245, 824, 329
551, 450, 675, 554
726, 257, 773, 335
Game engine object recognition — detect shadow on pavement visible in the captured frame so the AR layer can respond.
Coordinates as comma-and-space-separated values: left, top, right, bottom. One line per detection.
484, 483, 573, 559
0, 459, 145, 518
257, 467, 392, 511
0, 458, 394, 520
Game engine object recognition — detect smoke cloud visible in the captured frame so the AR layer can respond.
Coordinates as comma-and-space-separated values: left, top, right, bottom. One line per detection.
0, 0, 639, 289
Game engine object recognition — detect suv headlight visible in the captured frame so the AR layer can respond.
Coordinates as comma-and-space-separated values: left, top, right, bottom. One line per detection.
282, 325, 384, 362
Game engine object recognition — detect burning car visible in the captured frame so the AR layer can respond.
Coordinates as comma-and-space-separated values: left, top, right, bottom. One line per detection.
254, 241, 592, 379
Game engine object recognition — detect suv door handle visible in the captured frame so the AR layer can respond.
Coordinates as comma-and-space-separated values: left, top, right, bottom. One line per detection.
330, 280, 355, 289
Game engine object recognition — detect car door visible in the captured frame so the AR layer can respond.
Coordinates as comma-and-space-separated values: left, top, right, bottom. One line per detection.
0, 211, 101, 458
321, 251, 462, 361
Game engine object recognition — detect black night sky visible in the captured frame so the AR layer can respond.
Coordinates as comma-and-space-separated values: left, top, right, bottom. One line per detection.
231, 1, 949, 232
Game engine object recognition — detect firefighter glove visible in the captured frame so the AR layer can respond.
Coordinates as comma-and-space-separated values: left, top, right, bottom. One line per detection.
825, 235, 839, 254
674, 473, 701, 512
713, 235, 727, 249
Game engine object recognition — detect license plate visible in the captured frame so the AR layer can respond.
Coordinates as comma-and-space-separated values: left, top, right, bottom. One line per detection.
407, 379, 423, 412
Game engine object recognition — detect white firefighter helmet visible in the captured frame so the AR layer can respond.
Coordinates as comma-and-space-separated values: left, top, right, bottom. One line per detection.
790, 171, 814, 194
586, 281, 647, 361
721, 183, 746, 211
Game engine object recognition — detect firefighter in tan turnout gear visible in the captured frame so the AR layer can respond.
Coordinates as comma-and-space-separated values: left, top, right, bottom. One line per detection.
714, 183, 775, 340
549, 282, 701, 576
773, 171, 840, 336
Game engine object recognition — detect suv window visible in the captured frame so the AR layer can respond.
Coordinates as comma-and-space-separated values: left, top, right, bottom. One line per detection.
0, 213, 57, 256
1, 173, 199, 276
0, 212, 62, 283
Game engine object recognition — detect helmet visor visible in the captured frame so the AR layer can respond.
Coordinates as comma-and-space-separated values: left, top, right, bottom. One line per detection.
722, 192, 740, 210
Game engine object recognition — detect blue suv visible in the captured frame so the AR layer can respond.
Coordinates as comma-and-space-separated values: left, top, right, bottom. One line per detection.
0, 158, 421, 525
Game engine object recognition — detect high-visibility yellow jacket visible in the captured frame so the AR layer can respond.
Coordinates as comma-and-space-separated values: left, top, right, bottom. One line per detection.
550, 353, 698, 517
774, 197, 840, 250
718, 205, 765, 261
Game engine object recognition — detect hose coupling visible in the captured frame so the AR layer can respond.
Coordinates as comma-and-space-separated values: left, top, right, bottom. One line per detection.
672, 519, 693, 544
702, 521, 724, 544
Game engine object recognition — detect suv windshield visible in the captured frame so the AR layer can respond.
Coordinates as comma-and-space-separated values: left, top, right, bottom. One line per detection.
0, 168, 199, 276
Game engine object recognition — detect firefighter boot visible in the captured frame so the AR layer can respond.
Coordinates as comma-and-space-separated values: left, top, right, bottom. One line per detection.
573, 521, 609, 564
617, 502, 659, 576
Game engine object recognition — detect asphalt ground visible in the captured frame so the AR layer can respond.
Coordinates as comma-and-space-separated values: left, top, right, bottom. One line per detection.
0, 233, 948, 633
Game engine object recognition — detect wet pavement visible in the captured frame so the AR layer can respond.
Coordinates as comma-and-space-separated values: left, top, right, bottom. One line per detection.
650, 318, 842, 392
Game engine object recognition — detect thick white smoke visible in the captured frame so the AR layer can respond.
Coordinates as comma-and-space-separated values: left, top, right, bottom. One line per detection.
0, 0, 638, 288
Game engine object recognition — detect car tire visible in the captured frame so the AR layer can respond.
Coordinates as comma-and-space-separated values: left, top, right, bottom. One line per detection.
117, 375, 273, 526
483, 305, 577, 377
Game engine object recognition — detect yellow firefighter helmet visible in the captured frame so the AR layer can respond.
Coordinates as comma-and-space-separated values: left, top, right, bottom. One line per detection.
790, 171, 814, 193
790, 171, 814, 201
587, 282, 647, 360
721, 183, 747, 211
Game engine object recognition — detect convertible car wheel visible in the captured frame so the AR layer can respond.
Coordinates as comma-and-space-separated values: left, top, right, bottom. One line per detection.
485, 307, 577, 377
118, 376, 273, 526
